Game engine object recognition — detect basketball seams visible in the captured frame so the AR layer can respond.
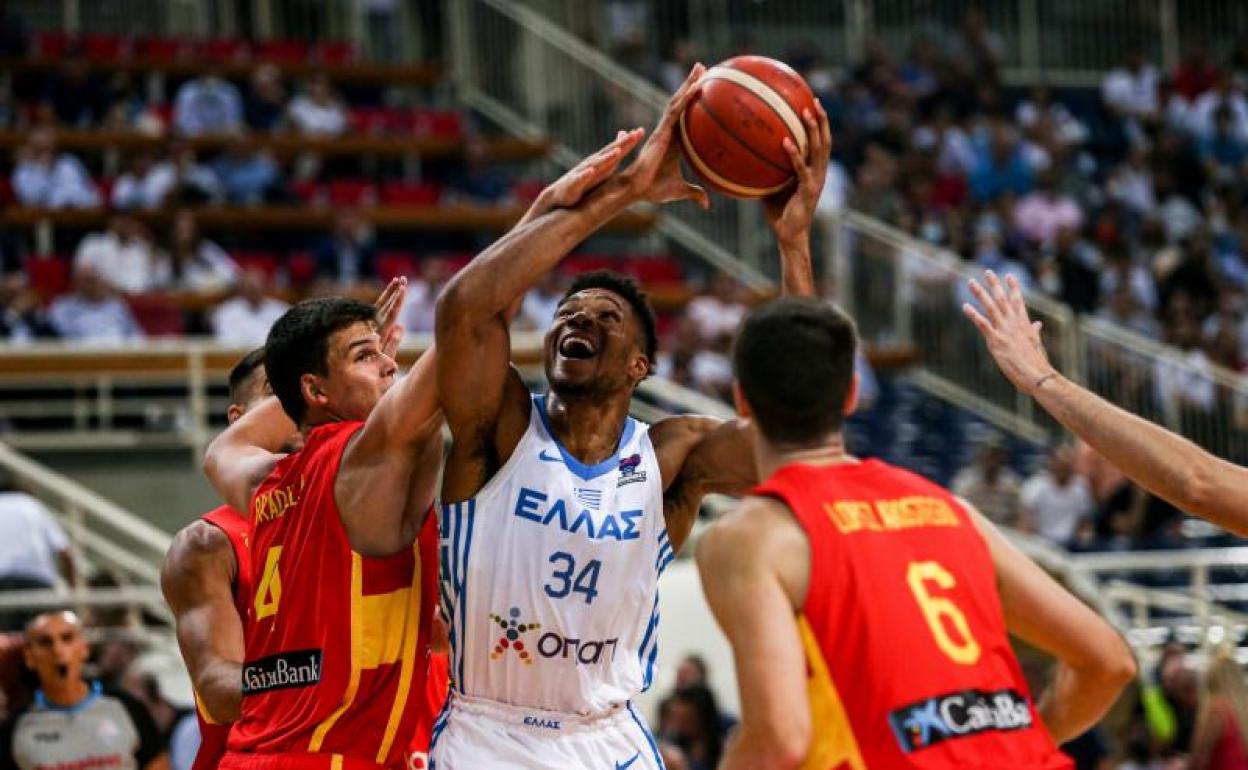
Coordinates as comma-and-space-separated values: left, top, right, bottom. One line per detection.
708, 64, 809, 157
679, 110, 791, 198
694, 97, 792, 176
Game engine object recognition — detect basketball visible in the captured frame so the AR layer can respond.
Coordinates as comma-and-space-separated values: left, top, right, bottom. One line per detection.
678, 55, 818, 199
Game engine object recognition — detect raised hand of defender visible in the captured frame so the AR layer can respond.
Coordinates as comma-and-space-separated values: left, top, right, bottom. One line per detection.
519, 128, 646, 226
373, 276, 408, 359
623, 64, 710, 209
963, 271, 1056, 395
762, 100, 831, 248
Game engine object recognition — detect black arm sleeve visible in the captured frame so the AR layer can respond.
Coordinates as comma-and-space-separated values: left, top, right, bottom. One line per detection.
111, 690, 163, 767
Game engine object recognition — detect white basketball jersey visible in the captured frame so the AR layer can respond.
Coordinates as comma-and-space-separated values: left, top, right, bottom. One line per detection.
439, 394, 671, 715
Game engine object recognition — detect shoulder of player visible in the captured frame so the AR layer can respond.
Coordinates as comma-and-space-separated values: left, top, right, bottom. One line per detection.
161, 519, 236, 595
695, 495, 801, 570
648, 415, 725, 476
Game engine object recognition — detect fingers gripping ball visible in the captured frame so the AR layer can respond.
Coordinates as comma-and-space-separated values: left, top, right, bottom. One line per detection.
679, 55, 818, 199
489, 607, 541, 665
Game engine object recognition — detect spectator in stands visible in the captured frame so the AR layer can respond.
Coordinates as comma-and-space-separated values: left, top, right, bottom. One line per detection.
0, 610, 161, 770
519, 271, 567, 331
948, 9, 1005, 83
37, 46, 107, 128
152, 211, 238, 293
674, 655, 708, 691
0, 470, 76, 631
969, 119, 1035, 203
210, 267, 289, 347
1174, 44, 1220, 101
47, 264, 144, 344
1190, 653, 1248, 769
1097, 281, 1161, 339
1189, 72, 1248, 141
11, 127, 100, 209
657, 686, 727, 770
1015, 85, 1089, 149
213, 140, 282, 205
1101, 49, 1160, 141
1158, 231, 1223, 318
1154, 305, 1217, 424
313, 210, 377, 286
73, 215, 160, 294
1106, 142, 1157, 218
1198, 105, 1248, 185
1020, 443, 1095, 544
951, 434, 1023, 526
1040, 226, 1102, 315
400, 258, 454, 334
287, 73, 347, 137
1014, 167, 1084, 247
685, 272, 746, 343
243, 64, 288, 133
0, 274, 53, 344
173, 67, 244, 136
113, 145, 221, 210
446, 137, 513, 205
100, 72, 163, 136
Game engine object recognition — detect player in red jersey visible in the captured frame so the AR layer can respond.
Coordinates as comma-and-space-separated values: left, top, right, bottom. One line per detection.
202, 278, 446, 770
162, 348, 291, 770
696, 297, 1138, 770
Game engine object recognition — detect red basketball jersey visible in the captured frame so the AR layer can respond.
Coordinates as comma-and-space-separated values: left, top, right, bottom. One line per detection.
224, 422, 430, 770
754, 459, 1071, 770
192, 506, 253, 770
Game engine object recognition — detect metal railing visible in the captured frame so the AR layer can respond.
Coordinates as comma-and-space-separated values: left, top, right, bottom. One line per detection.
829, 209, 1248, 456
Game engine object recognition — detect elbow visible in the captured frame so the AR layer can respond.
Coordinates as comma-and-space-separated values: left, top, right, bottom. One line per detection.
433, 277, 470, 329
1107, 638, 1138, 689
747, 715, 811, 770
1180, 463, 1221, 525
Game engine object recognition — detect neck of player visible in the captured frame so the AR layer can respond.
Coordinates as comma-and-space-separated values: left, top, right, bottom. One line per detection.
755, 432, 859, 480
42, 676, 91, 707
543, 390, 631, 465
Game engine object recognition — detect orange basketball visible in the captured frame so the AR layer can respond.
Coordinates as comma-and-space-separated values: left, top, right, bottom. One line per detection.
679, 55, 818, 199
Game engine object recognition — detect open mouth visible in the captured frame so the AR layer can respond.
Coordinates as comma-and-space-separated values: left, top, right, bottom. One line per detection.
55, 664, 69, 678
558, 335, 598, 360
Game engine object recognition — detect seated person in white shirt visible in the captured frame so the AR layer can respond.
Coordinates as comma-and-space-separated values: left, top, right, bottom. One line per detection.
72, 215, 160, 294
47, 264, 144, 344
10, 127, 100, 210
152, 210, 239, 293
211, 267, 290, 347
287, 74, 347, 137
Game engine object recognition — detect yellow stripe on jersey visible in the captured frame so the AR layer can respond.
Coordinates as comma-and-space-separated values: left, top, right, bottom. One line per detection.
360, 588, 413, 669
798, 616, 866, 770
374, 542, 423, 763
194, 690, 218, 726
309, 553, 364, 752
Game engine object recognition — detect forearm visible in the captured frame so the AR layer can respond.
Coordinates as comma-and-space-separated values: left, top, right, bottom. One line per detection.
719, 728, 804, 770
778, 238, 815, 297
194, 658, 243, 723
214, 396, 295, 455
1035, 662, 1127, 744
1034, 374, 1248, 533
439, 177, 638, 325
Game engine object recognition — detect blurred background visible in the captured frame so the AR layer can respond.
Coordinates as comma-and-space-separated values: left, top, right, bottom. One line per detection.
3, 1, 1248, 768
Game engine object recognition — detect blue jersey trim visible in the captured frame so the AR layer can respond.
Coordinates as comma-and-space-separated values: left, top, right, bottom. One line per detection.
534, 394, 637, 481
628, 702, 666, 769
458, 499, 475, 688
35, 680, 102, 714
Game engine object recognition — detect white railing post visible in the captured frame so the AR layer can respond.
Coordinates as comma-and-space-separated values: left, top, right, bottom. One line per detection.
187, 345, 209, 462
1194, 563, 1210, 652
1159, 0, 1179, 73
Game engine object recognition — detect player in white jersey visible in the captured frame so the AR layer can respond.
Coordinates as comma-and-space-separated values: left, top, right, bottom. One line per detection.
431, 64, 832, 769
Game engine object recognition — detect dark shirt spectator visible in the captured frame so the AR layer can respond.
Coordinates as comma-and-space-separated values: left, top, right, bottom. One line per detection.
39, 51, 107, 128
313, 211, 377, 285
244, 64, 288, 133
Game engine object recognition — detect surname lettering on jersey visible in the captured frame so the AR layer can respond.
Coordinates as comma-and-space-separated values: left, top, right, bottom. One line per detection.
823, 496, 960, 535
253, 476, 304, 526
513, 487, 641, 542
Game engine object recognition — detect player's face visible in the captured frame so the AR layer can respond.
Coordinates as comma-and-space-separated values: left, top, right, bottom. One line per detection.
311, 322, 397, 422
544, 290, 647, 397
24, 612, 88, 688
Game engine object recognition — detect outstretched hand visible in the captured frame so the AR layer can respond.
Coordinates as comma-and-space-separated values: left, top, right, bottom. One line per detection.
762, 100, 832, 248
374, 276, 408, 359
622, 63, 710, 209
520, 128, 646, 226
962, 271, 1056, 395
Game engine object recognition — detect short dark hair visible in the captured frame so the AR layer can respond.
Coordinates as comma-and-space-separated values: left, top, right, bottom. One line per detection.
733, 297, 858, 444
264, 298, 377, 424
561, 270, 658, 365
228, 347, 267, 405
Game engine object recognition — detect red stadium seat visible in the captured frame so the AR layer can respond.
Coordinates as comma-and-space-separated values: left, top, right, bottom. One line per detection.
232, 251, 280, 281
82, 34, 131, 60
255, 40, 309, 64
286, 251, 317, 287
376, 252, 418, 281
380, 181, 441, 207
289, 180, 322, 204
409, 109, 465, 139
326, 180, 377, 207
316, 41, 357, 65
138, 37, 195, 62
563, 254, 614, 275
349, 107, 404, 135
26, 255, 72, 300
0, 178, 12, 205
34, 31, 70, 58
627, 256, 682, 283
127, 293, 185, 337
201, 39, 250, 63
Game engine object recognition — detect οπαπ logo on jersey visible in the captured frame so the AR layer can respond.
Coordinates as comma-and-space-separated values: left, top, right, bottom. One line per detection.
888, 688, 1033, 753
489, 607, 542, 665
617, 453, 646, 487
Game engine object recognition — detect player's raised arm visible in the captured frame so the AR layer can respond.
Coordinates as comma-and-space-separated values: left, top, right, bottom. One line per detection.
762, 98, 831, 297
203, 395, 294, 515
160, 522, 245, 723
963, 270, 1248, 535
969, 508, 1137, 742
696, 497, 812, 770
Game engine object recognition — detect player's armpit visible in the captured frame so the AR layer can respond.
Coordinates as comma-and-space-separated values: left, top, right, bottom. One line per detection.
653, 416, 756, 551
696, 499, 811, 770
969, 509, 1137, 743
160, 521, 245, 724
